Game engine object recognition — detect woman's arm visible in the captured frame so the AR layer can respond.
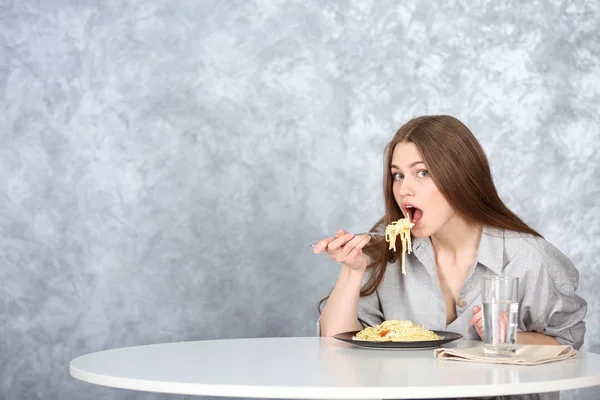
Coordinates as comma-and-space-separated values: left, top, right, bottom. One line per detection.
517, 332, 560, 345
470, 306, 560, 345
319, 266, 364, 336
314, 230, 373, 337
470, 236, 587, 348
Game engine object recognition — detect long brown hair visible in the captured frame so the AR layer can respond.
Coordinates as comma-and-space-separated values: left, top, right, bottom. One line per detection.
319, 115, 541, 312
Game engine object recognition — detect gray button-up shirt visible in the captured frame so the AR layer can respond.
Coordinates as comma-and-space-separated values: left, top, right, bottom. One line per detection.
356, 227, 587, 349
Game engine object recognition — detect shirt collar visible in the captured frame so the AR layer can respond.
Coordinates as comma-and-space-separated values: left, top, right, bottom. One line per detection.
411, 226, 505, 275
477, 226, 505, 275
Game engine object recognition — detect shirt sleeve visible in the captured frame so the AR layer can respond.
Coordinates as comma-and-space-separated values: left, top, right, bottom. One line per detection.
515, 238, 587, 349
357, 289, 385, 328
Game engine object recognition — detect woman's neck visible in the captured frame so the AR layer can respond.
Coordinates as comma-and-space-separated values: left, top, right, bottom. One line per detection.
430, 216, 483, 263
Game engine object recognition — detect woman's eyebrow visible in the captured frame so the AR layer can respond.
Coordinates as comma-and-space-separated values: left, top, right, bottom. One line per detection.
391, 161, 425, 169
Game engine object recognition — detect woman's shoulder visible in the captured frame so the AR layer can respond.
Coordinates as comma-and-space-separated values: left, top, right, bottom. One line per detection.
499, 228, 579, 290
501, 228, 571, 263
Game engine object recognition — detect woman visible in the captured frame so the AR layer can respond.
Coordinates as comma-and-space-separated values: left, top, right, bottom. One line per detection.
314, 115, 586, 350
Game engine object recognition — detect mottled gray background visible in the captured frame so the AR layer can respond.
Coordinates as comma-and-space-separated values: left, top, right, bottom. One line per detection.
1, 0, 598, 399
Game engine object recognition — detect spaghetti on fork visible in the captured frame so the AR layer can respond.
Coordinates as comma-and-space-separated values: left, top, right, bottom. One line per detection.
385, 215, 414, 275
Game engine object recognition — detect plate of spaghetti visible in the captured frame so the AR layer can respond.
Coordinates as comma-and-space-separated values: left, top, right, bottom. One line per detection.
333, 320, 462, 349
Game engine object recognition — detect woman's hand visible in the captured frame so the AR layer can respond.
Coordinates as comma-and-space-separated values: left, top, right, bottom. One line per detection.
312, 229, 372, 272
469, 305, 484, 340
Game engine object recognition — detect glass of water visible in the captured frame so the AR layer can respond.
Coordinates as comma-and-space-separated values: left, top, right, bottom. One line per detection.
481, 276, 519, 358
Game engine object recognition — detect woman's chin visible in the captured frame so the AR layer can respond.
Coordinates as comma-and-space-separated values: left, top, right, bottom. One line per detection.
411, 229, 428, 239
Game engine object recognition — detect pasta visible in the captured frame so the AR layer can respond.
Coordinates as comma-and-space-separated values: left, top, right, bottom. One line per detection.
385, 216, 414, 275
353, 320, 443, 342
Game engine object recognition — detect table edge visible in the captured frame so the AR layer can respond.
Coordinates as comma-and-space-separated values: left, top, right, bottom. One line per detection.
69, 360, 600, 399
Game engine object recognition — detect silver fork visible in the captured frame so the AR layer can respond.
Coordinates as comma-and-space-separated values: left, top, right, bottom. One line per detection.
309, 231, 385, 248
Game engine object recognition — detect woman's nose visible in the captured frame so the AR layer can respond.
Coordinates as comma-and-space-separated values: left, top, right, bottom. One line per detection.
398, 179, 415, 197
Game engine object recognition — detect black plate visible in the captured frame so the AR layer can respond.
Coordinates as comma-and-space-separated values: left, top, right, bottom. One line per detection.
333, 330, 463, 350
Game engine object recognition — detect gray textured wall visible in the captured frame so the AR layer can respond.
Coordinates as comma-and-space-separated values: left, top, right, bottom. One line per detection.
1, 0, 599, 399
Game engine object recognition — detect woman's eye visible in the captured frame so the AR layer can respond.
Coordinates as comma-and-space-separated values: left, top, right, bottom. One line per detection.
393, 173, 404, 180
416, 170, 429, 178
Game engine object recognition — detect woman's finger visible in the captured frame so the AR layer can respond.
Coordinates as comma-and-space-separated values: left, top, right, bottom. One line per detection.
313, 229, 347, 254
327, 232, 354, 251
346, 235, 371, 259
313, 237, 334, 254
469, 306, 483, 326
334, 229, 346, 238
332, 234, 364, 261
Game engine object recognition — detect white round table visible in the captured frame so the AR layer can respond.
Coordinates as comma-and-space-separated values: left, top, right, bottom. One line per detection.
69, 337, 600, 399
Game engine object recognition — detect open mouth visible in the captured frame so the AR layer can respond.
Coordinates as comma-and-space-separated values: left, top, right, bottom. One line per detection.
405, 205, 423, 224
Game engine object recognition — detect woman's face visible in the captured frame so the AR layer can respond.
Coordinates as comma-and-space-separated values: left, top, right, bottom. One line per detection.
391, 141, 456, 238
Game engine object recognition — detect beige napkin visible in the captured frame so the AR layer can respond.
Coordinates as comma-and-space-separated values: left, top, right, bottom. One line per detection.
433, 344, 578, 365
